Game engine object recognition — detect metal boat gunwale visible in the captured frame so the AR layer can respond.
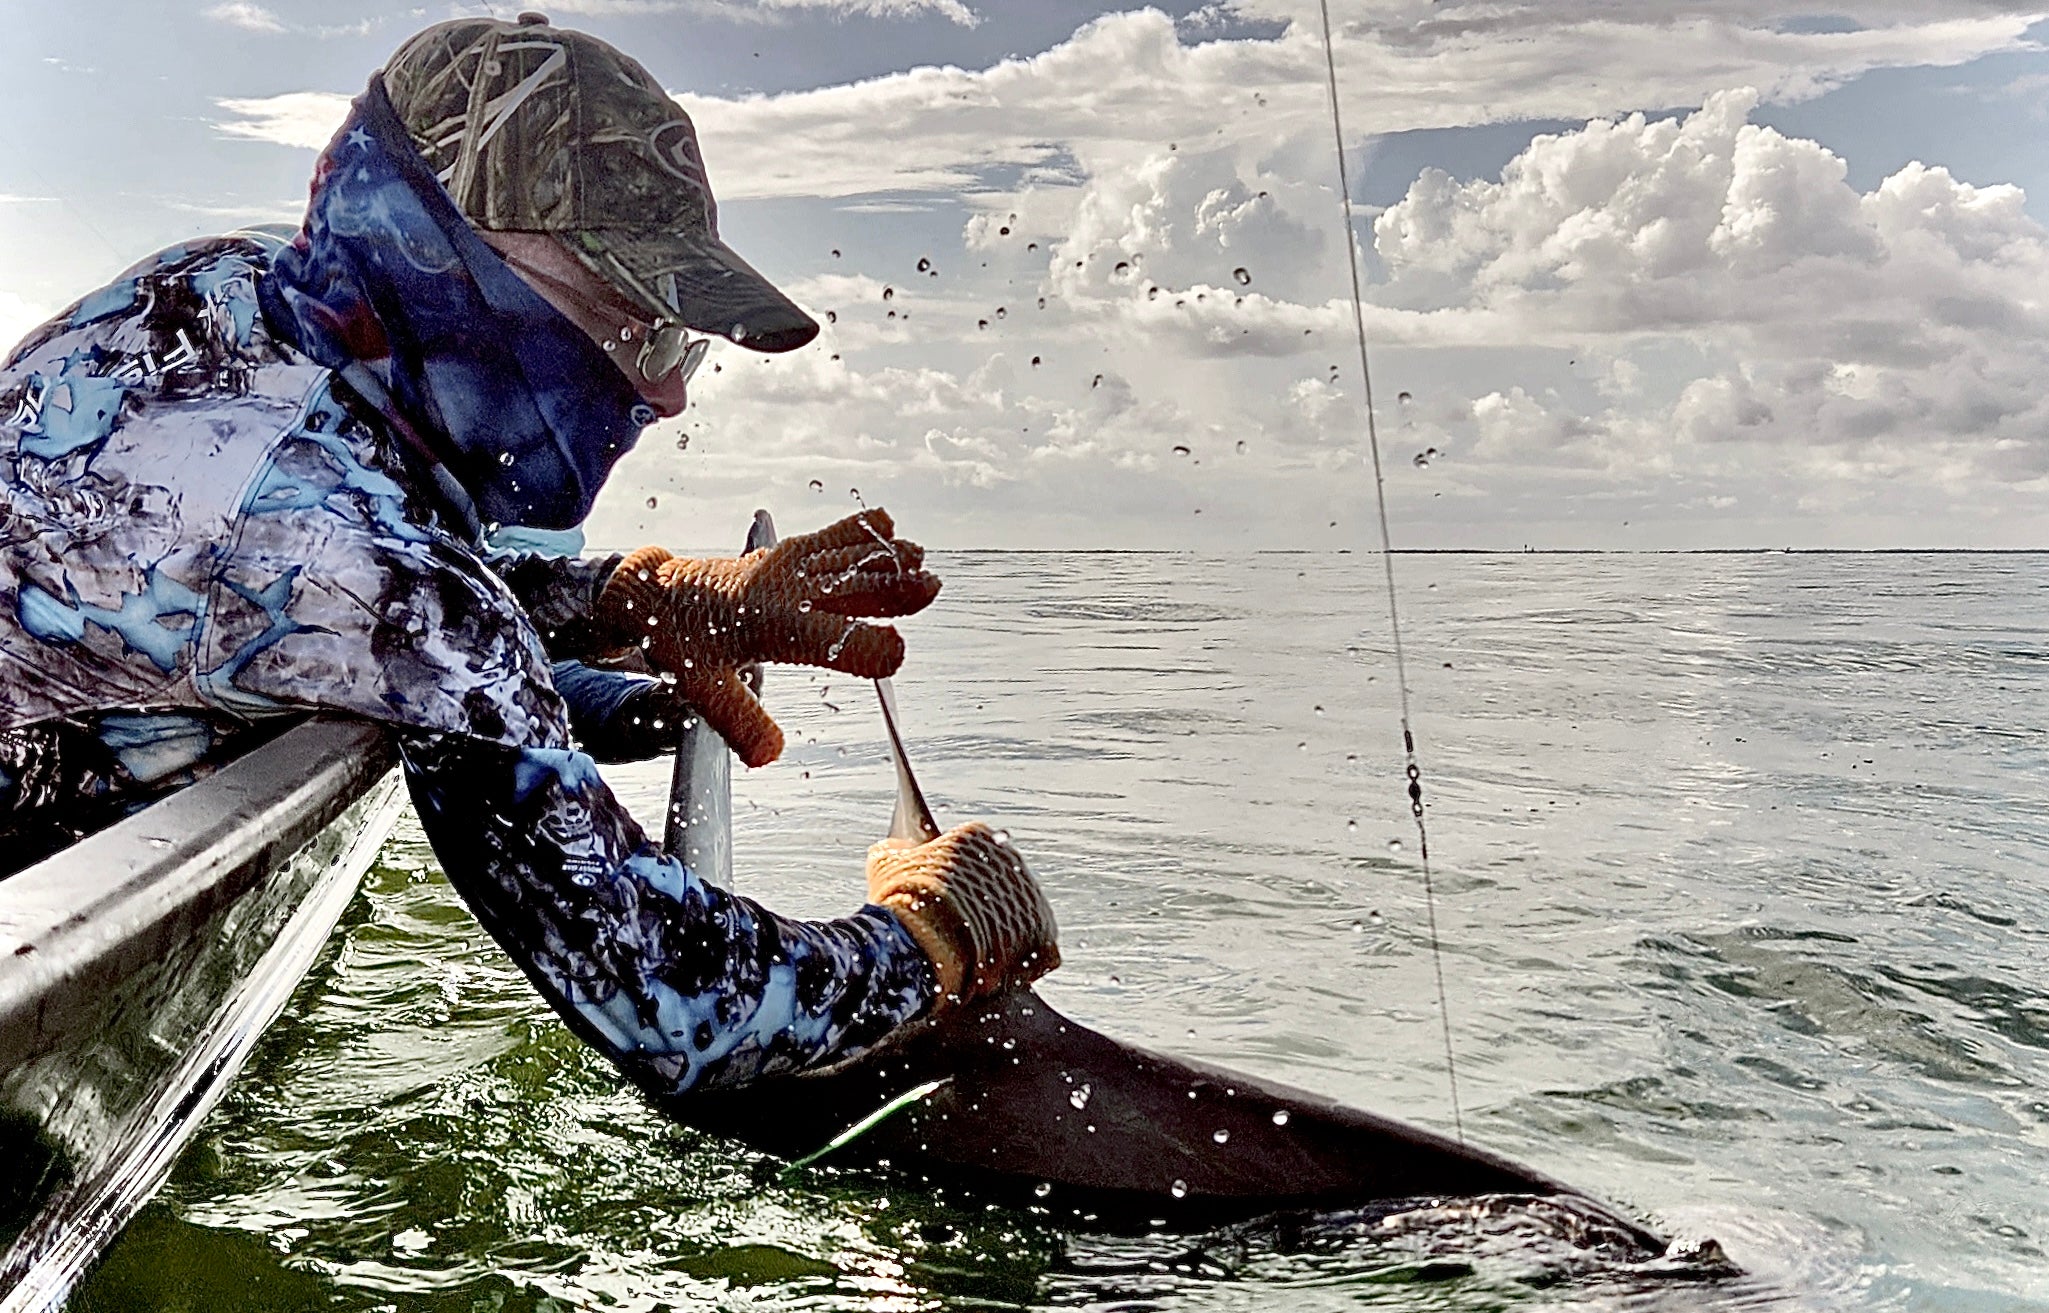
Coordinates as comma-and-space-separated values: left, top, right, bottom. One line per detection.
0, 714, 401, 1313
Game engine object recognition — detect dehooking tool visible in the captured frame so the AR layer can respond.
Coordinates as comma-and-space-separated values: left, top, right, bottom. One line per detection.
874, 677, 940, 846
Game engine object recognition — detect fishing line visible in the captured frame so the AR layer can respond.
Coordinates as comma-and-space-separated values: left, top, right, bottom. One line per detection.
1313, 0, 1463, 1142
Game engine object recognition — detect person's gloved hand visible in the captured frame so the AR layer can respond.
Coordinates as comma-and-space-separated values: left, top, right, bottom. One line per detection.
595, 510, 939, 767
866, 822, 1060, 1010
549, 660, 692, 764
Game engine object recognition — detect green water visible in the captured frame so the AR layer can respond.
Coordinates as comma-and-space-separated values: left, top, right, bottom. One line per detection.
68, 784, 1108, 1311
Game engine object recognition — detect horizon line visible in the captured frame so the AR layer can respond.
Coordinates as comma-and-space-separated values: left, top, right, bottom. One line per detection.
801, 546, 2049, 555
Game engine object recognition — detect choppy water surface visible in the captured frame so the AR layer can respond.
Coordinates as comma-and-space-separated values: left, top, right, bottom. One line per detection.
78, 552, 2049, 1311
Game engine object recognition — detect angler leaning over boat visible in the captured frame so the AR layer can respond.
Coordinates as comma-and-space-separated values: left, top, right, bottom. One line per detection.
0, 11, 1056, 1110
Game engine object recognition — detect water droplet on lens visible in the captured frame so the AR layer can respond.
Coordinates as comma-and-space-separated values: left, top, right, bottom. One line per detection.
1272, 1110, 1290, 1126
881, 286, 895, 301
917, 257, 932, 273
995, 306, 1007, 319
1213, 1128, 1230, 1144
1031, 356, 1042, 367
1092, 374, 1104, 388
1171, 1180, 1189, 1198
497, 450, 514, 466
1388, 839, 1403, 853
1232, 267, 1251, 285
1034, 1181, 1053, 1197
797, 600, 813, 612
1235, 440, 1247, 453
1346, 818, 1357, 831
831, 248, 841, 258
977, 319, 989, 330
825, 309, 837, 324
1172, 444, 1191, 457
1398, 390, 1413, 404
1146, 286, 1160, 301
645, 496, 658, 509
808, 479, 823, 492
1070, 1083, 1092, 1110
1114, 261, 1130, 275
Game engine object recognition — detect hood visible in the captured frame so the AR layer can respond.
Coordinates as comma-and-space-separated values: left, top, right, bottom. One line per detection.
258, 75, 652, 532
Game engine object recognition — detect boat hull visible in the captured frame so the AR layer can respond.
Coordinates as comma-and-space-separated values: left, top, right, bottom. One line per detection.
0, 716, 400, 1313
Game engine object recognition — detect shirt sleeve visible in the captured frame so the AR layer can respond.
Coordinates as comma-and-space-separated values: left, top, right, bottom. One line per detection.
398, 730, 938, 1096
550, 659, 686, 763
484, 550, 624, 663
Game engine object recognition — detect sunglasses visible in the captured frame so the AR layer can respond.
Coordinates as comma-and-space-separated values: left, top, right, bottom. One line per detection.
638, 323, 711, 386
501, 247, 710, 386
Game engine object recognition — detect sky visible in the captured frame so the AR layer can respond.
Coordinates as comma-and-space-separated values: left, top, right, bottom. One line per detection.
5, 1, 2049, 550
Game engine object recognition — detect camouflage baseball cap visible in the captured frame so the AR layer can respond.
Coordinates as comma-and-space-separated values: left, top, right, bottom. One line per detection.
382, 12, 818, 353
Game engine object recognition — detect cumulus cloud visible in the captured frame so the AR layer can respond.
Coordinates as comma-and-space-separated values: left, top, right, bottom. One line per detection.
196, 1, 2049, 544
200, 1, 375, 37
202, 1, 286, 33
1372, 89, 2049, 488
661, 6, 2035, 201
581, 296, 1346, 548
543, 0, 978, 21
213, 92, 352, 149
209, 5, 2036, 195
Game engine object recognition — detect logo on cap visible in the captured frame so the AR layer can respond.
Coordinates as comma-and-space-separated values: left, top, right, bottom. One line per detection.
648, 120, 710, 199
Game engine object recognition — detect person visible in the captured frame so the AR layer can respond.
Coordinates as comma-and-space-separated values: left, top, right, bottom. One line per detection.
0, 13, 1057, 1099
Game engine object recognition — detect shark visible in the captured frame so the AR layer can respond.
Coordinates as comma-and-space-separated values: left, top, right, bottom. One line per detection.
658, 512, 1668, 1251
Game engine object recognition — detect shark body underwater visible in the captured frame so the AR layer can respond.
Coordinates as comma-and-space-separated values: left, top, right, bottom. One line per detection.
658, 515, 1669, 1254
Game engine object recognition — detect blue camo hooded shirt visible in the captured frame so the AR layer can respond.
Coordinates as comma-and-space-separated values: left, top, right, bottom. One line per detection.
0, 76, 934, 1096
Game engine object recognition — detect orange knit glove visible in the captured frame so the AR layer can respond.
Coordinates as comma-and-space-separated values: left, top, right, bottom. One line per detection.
866, 822, 1060, 1009
596, 510, 940, 767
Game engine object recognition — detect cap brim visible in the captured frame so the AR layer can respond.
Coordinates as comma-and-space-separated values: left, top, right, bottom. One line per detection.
572, 228, 819, 353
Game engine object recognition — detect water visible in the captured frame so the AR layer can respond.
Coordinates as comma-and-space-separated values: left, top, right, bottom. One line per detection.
75, 552, 2049, 1310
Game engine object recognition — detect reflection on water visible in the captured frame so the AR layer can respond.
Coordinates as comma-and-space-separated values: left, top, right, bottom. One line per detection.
79, 552, 2049, 1310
